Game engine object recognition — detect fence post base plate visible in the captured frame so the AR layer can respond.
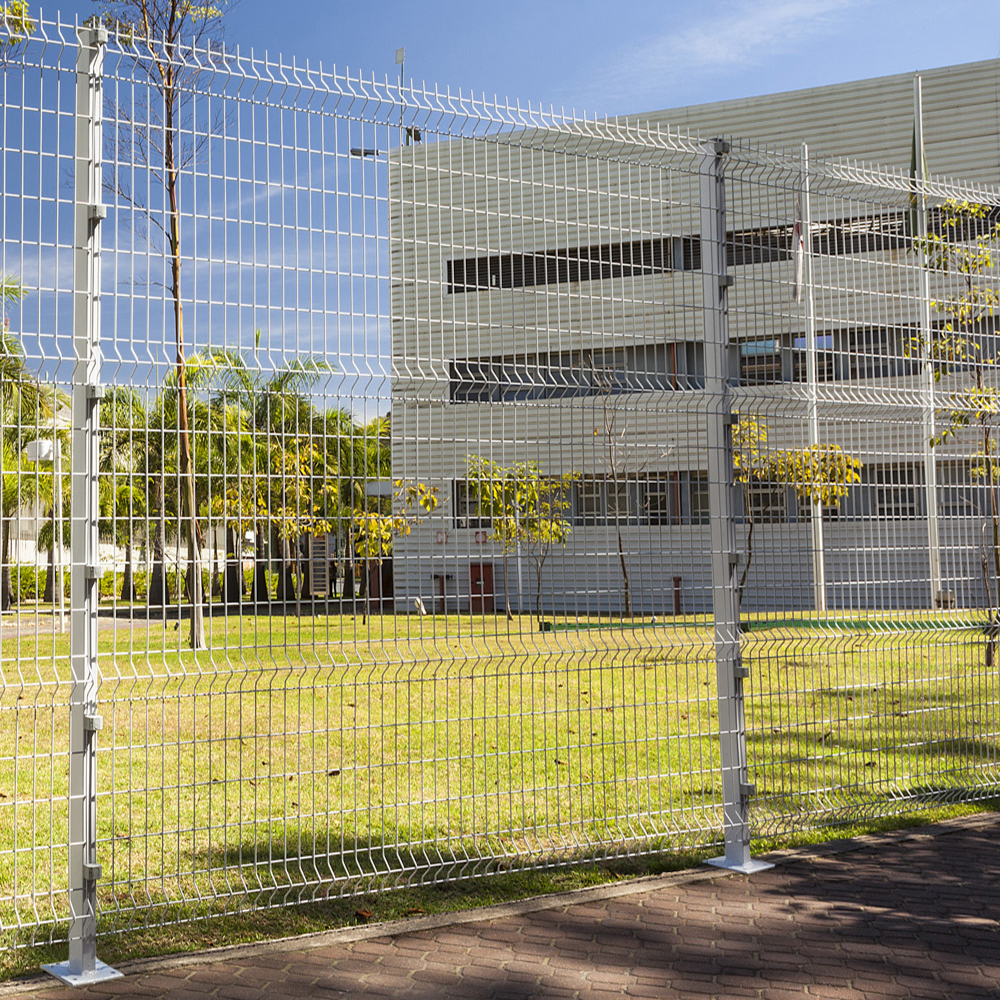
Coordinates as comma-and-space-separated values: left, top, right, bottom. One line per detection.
42, 960, 122, 987
705, 855, 775, 875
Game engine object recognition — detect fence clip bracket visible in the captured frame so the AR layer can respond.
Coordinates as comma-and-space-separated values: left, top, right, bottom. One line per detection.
82, 862, 102, 883
83, 713, 103, 732
80, 24, 109, 46
86, 384, 106, 402
740, 782, 757, 798
89, 203, 107, 222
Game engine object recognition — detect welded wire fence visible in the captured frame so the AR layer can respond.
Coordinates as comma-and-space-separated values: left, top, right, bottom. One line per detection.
1, 12, 1000, 976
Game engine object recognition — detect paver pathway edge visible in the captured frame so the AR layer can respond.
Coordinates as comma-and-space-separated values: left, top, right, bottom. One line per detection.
2, 809, 996, 997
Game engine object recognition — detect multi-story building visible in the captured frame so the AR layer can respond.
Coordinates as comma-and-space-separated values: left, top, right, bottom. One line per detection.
388, 59, 1000, 617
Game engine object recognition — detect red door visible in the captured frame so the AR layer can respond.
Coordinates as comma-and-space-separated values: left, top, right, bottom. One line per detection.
470, 562, 494, 614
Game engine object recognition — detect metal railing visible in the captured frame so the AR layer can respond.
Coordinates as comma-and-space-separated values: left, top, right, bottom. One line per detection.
2, 12, 999, 981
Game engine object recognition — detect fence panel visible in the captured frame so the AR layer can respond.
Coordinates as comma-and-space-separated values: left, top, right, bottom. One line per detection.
1, 17, 83, 959
721, 146, 1000, 836
2, 12, 1000, 972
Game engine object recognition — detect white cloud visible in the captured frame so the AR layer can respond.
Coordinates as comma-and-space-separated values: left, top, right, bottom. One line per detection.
587, 0, 859, 110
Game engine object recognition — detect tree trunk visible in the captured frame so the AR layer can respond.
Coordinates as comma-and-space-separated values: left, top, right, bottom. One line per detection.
342, 536, 355, 601
42, 512, 54, 603
252, 525, 269, 603
181, 462, 205, 650
329, 549, 339, 598
503, 553, 513, 622
360, 557, 371, 623
1, 517, 11, 611
274, 525, 286, 602
121, 541, 135, 602
616, 526, 632, 618
148, 479, 170, 606
165, 67, 205, 652
42, 541, 54, 602
299, 535, 312, 601
274, 526, 296, 603
535, 561, 544, 629
223, 527, 242, 606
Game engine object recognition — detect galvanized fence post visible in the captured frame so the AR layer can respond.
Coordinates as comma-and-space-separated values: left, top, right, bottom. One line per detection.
43, 22, 121, 987
699, 139, 773, 876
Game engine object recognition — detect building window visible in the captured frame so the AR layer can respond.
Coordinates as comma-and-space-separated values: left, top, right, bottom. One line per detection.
743, 480, 786, 523
643, 478, 673, 526
740, 339, 783, 385
872, 465, 921, 519
846, 326, 922, 380
578, 479, 604, 525
791, 333, 836, 382
453, 481, 492, 529
606, 481, 633, 522
449, 345, 696, 403
638, 472, 710, 526
446, 211, 913, 295
446, 235, 697, 294
450, 359, 500, 402
937, 460, 978, 517
689, 472, 710, 524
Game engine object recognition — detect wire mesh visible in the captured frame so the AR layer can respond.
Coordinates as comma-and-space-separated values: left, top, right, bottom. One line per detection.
721, 146, 1000, 836
1, 11, 999, 956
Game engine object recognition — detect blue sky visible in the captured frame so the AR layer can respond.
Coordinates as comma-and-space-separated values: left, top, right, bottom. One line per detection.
10, 0, 1000, 406
38, 0, 1000, 116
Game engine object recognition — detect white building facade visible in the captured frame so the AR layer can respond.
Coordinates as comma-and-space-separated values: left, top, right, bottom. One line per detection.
388, 61, 1000, 617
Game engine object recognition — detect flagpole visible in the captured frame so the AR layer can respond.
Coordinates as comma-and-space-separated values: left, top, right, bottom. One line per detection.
800, 144, 826, 613
914, 73, 942, 608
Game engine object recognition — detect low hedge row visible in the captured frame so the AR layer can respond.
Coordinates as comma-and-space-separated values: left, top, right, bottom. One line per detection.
6, 565, 302, 604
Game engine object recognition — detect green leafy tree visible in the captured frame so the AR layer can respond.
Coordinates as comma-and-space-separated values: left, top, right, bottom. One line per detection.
911, 199, 1000, 662
352, 479, 438, 622
465, 456, 577, 628
733, 417, 862, 612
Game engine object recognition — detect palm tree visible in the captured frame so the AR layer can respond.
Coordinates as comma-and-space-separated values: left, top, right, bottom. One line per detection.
35, 422, 71, 608
0, 277, 53, 609
196, 347, 336, 607
99, 387, 149, 601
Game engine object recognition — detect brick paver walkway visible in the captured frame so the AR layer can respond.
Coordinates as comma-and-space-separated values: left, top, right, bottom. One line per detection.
5, 813, 999, 1000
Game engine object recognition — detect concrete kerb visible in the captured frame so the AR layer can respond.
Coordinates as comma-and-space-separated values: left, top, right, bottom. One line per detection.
1, 810, 996, 996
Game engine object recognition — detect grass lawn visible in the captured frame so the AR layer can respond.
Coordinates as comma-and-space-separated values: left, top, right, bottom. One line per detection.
1, 607, 998, 976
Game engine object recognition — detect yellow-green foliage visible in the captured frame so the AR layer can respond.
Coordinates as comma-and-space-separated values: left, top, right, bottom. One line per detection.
465, 456, 577, 555
0, 1, 33, 45
910, 201, 1000, 473
733, 417, 862, 505
352, 480, 439, 559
